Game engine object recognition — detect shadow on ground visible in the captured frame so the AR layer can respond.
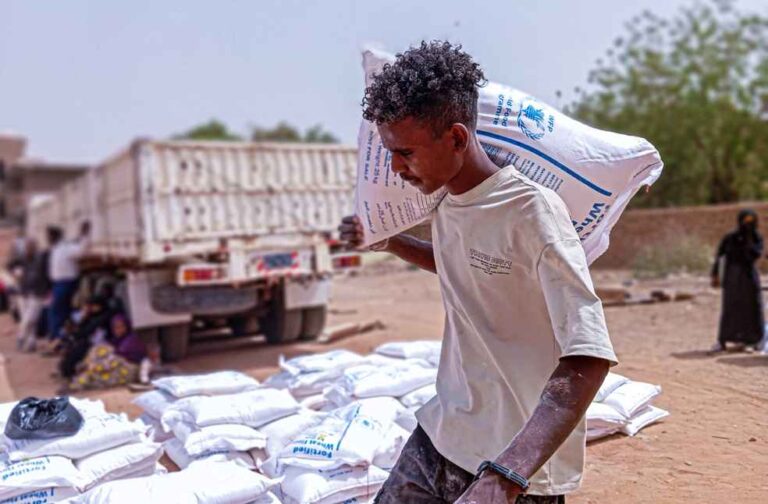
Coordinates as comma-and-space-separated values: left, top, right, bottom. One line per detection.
715, 355, 768, 368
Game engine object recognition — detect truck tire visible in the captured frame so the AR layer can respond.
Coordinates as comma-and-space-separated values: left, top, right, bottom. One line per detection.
300, 306, 327, 340
259, 284, 303, 344
229, 315, 259, 337
160, 323, 190, 362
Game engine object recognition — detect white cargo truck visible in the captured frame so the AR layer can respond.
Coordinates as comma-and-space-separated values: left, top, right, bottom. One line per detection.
26, 139, 361, 360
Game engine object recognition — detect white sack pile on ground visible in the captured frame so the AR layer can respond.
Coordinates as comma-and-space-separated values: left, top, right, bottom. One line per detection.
586, 372, 669, 441
5, 345, 667, 503
355, 49, 664, 264
0, 398, 164, 503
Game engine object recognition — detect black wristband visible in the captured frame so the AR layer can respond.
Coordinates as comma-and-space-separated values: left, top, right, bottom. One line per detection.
475, 460, 530, 492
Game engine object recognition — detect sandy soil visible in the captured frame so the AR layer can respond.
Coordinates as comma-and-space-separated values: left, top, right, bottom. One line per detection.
0, 261, 766, 503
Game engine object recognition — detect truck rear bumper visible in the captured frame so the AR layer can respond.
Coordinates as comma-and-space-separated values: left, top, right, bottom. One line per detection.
151, 284, 261, 317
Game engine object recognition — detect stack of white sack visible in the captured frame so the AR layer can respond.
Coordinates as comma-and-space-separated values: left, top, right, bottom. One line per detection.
586, 372, 669, 441
0, 398, 164, 503
264, 350, 369, 404
268, 397, 408, 503
374, 341, 442, 368
133, 371, 302, 472
78, 459, 281, 504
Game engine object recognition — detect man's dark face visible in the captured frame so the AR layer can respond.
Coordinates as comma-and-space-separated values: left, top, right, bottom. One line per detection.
378, 117, 463, 195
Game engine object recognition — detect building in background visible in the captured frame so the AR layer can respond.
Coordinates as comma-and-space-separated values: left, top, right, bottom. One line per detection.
0, 133, 89, 226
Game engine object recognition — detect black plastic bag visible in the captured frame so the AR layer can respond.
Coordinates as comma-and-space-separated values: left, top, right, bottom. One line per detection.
4, 396, 84, 440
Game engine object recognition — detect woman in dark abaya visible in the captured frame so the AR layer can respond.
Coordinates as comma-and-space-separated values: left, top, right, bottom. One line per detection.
710, 209, 765, 353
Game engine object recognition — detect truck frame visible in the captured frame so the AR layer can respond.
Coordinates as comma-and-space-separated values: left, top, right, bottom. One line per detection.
27, 139, 361, 360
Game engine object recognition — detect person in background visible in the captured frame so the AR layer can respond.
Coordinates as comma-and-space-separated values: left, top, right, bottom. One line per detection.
710, 209, 765, 353
66, 313, 147, 392
14, 238, 50, 352
57, 293, 113, 379
5, 226, 28, 323
46, 221, 90, 345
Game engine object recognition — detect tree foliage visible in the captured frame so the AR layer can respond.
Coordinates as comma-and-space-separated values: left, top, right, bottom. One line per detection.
251, 122, 338, 143
174, 119, 242, 141
568, 0, 768, 207
175, 120, 339, 144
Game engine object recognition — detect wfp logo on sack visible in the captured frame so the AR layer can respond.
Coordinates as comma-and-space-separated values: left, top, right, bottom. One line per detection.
517, 99, 555, 141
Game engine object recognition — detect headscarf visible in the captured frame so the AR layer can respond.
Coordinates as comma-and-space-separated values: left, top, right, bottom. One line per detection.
109, 313, 146, 364
737, 209, 759, 236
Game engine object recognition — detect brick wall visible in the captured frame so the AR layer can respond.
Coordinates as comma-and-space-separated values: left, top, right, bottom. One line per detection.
593, 202, 768, 270
403, 202, 768, 271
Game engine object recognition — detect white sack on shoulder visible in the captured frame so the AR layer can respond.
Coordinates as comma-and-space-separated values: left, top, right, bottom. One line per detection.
0, 456, 80, 501
278, 464, 389, 504
356, 49, 663, 264
152, 371, 260, 398
5, 414, 145, 462
162, 388, 300, 430
594, 372, 630, 403
75, 441, 163, 491
621, 405, 669, 437
80, 460, 278, 504
603, 381, 662, 419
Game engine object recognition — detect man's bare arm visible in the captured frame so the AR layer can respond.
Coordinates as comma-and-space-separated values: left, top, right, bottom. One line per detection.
384, 234, 436, 273
457, 356, 609, 502
338, 215, 436, 273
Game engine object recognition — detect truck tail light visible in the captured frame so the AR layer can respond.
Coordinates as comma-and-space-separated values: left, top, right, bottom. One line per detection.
332, 254, 362, 269
181, 266, 226, 283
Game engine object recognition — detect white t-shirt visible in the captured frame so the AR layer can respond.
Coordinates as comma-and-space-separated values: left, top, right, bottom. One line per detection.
416, 166, 617, 496
49, 240, 88, 281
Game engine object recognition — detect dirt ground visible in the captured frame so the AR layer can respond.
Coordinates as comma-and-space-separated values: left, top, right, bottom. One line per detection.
0, 261, 766, 503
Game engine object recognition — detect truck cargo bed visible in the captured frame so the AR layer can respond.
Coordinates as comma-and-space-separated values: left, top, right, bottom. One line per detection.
27, 139, 357, 264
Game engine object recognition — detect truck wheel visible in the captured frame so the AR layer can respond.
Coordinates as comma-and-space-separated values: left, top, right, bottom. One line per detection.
229, 315, 259, 337
160, 323, 190, 362
260, 308, 303, 344
300, 306, 327, 340
259, 284, 303, 344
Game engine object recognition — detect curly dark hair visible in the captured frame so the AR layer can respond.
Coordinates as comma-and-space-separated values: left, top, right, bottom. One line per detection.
362, 41, 486, 135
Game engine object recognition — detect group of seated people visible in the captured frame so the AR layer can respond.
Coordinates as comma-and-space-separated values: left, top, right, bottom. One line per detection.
8, 226, 160, 393
53, 284, 155, 394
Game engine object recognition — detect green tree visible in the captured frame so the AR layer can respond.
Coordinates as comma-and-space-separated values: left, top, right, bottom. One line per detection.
174, 119, 242, 141
303, 124, 339, 143
568, 0, 768, 207
251, 122, 338, 143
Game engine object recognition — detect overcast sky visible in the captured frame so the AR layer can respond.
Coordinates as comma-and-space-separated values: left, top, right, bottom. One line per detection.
2, 0, 765, 163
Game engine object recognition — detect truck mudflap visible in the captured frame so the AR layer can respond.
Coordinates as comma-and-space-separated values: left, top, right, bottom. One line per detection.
284, 277, 332, 310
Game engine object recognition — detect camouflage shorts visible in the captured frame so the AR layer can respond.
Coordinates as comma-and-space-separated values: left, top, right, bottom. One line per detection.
374, 425, 565, 504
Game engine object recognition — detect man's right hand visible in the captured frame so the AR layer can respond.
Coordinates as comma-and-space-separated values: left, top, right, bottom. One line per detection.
338, 215, 366, 250
711, 275, 720, 288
